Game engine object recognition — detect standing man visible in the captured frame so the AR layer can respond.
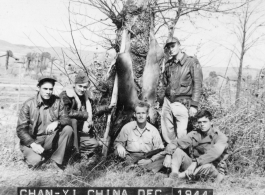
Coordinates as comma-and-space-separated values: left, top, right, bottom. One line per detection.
17, 76, 73, 170
161, 37, 203, 143
59, 72, 99, 162
164, 110, 228, 184
114, 101, 165, 172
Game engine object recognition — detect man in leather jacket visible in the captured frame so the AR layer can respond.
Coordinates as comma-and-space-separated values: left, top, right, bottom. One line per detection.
161, 37, 203, 144
59, 72, 99, 161
16, 76, 73, 169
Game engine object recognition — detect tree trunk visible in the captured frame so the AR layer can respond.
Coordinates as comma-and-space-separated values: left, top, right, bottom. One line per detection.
50, 61, 53, 76
235, 10, 247, 107
5, 53, 9, 70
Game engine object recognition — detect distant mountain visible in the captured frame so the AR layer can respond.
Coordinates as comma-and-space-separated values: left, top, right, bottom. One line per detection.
0, 39, 261, 80
0, 39, 115, 66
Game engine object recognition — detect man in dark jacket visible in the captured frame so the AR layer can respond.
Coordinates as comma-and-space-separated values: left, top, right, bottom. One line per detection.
59, 72, 99, 161
163, 110, 228, 184
17, 76, 73, 169
161, 37, 203, 144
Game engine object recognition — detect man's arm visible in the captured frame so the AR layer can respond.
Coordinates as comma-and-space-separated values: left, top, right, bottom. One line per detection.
60, 91, 88, 121
196, 132, 228, 166
149, 128, 165, 162
190, 58, 203, 108
16, 101, 35, 146
114, 126, 128, 158
57, 98, 72, 127
114, 125, 128, 149
165, 131, 195, 155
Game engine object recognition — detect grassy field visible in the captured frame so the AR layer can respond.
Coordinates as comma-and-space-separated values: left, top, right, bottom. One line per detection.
0, 63, 265, 195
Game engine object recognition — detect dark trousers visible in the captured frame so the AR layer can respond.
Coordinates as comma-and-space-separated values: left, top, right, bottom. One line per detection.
20, 125, 73, 166
72, 119, 99, 156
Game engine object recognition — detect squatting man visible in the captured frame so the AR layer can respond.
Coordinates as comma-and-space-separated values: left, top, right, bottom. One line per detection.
16, 76, 74, 170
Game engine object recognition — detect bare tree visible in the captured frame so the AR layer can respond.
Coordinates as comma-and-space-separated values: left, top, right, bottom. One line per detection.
231, 0, 265, 106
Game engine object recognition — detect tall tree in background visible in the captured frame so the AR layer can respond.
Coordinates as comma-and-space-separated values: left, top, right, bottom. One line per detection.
70, 0, 248, 89
232, 0, 265, 106
66, 0, 252, 145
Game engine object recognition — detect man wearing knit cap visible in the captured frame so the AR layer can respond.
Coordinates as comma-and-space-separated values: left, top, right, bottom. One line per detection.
17, 75, 73, 170
161, 37, 203, 168
59, 71, 99, 163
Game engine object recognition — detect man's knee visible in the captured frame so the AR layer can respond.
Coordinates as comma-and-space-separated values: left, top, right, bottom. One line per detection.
61, 125, 74, 136
173, 147, 185, 157
25, 153, 42, 167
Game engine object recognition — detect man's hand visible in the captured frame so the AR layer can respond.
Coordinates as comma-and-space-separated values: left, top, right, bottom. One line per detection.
87, 119, 93, 128
189, 107, 197, 117
108, 103, 116, 110
185, 162, 197, 179
117, 144, 126, 158
138, 159, 152, 166
163, 155, 172, 168
46, 121, 59, 134
30, 142, 44, 154
83, 121, 92, 133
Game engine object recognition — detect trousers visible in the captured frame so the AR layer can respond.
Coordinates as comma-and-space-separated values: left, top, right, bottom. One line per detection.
171, 148, 220, 180
20, 125, 74, 166
161, 97, 189, 143
72, 119, 99, 156
114, 150, 164, 173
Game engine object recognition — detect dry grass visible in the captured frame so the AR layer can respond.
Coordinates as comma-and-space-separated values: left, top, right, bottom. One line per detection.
1, 73, 265, 195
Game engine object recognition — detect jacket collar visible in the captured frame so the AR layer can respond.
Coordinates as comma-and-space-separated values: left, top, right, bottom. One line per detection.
35, 93, 54, 108
167, 52, 188, 66
199, 126, 216, 143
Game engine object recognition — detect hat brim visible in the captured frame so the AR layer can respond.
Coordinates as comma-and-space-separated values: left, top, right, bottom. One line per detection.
164, 41, 177, 49
37, 78, 57, 86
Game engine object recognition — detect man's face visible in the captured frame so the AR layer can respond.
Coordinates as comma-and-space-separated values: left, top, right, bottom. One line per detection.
39, 82, 54, 100
197, 116, 212, 132
134, 106, 148, 124
75, 82, 89, 96
167, 42, 180, 57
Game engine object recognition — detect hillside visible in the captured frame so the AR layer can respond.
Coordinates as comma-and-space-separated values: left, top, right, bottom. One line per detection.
0, 39, 115, 68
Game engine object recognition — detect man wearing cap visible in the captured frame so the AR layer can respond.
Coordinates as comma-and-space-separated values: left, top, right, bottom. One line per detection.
59, 71, 99, 162
17, 76, 74, 170
161, 37, 203, 167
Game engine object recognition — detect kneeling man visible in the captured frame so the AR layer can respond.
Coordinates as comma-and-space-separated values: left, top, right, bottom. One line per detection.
114, 101, 164, 172
17, 76, 73, 169
59, 71, 99, 161
164, 110, 228, 183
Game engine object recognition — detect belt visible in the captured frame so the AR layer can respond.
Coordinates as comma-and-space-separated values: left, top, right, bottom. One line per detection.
166, 95, 191, 109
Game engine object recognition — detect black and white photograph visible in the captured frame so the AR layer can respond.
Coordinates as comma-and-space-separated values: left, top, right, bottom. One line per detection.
0, 0, 265, 194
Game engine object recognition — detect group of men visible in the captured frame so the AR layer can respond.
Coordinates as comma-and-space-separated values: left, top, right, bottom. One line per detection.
16, 37, 228, 184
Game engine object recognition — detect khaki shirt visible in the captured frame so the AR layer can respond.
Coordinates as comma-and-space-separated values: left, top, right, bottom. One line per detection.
114, 121, 164, 161
166, 126, 228, 166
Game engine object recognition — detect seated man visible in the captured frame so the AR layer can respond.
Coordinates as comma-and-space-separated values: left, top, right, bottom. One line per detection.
114, 101, 164, 172
163, 110, 228, 184
59, 72, 99, 162
17, 76, 73, 170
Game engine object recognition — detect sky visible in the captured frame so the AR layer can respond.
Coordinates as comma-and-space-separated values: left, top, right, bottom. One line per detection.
0, 0, 265, 70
